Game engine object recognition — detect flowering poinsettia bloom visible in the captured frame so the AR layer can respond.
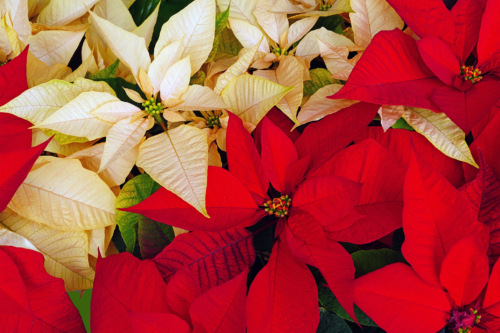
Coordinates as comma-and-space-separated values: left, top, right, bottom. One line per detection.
268, 0, 352, 19
331, 0, 500, 134
353, 147, 500, 333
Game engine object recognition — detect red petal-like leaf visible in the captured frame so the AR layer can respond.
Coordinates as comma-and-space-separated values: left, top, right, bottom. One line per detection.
292, 175, 361, 226
286, 212, 357, 324
477, 0, 500, 66
402, 148, 476, 288
432, 78, 500, 133
0, 246, 85, 333
0, 138, 51, 212
227, 112, 269, 201
332, 30, 445, 111
247, 237, 319, 333
416, 36, 460, 86
356, 127, 465, 187
153, 229, 255, 292
440, 232, 489, 306
386, 0, 456, 45
129, 313, 190, 333
123, 167, 258, 231
283, 155, 311, 194
166, 266, 202, 325
354, 263, 451, 333
254, 107, 301, 153
460, 152, 500, 266
190, 268, 248, 333
261, 117, 298, 193
0, 47, 29, 106
484, 257, 500, 317
472, 102, 499, 138
311, 139, 406, 244
451, 0, 485, 63
91, 253, 170, 333
294, 102, 379, 167
0, 114, 33, 151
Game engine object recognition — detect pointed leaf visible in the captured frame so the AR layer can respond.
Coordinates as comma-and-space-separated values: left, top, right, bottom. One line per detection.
483, 258, 500, 317
129, 313, 190, 333
254, 0, 288, 45
477, 0, 500, 66
168, 85, 227, 111
28, 28, 87, 67
228, 18, 270, 53
217, 0, 258, 25
0, 47, 29, 106
37, 0, 100, 26
166, 266, 202, 325
93, 0, 137, 32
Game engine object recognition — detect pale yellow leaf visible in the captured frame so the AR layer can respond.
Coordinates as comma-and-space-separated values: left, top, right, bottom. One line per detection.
98, 117, 150, 172
37, 0, 100, 26
28, 28, 87, 67
208, 141, 222, 166
1, 14, 22, 57
217, 0, 258, 25
216, 127, 228, 151
269, 0, 305, 14
402, 107, 478, 167
378, 105, 404, 131
149, 38, 184, 95
0, 26, 13, 63
155, 0, 216, 75
287, 17, 317, 47
89, 11, 151, 81
206, 56, 238, 89
274, 56, 303, 123
93, 0, 137, 32
159, 55, 191, 102
0, 208, 95, 291
32, 129, 97, 156
138, 67, 154, 97
162, 98, 184, 108
0, 228, 39, 252
254, 0, 288, 45
8, 158, 116, 231
26, 52, 72, 87
221, 73, 292, 125
122, 0, 136, 8
136, 126, 209, 216
290, 0, 353, 19
228, 18, 270, 53
164, 110, 187, 123
297, 84, 358, 125
318, 38, 360, 80
169, 85, 227, 111
350, 0, 404, 48
0, 78, 115, 125
214, 37, 262, 95
132, 1, 160, 47
4, 0, 31, 42
34, 92, 120, 140
123, 88, 146, 104
68, 142, 140, 188
28, 0, 51, 18
296, 27, 355, 65
62, 50, 94, 83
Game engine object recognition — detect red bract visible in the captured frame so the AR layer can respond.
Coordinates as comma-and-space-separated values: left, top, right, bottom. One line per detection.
0, 48, 51, 211
331, 0, 500, 134
0, 246, 86, 332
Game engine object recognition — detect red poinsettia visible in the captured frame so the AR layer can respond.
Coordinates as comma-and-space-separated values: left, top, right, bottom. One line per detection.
0, 47, 51, 211
331, 0, 500, 134
125, 102, 413, 328
352, 147, 500, 333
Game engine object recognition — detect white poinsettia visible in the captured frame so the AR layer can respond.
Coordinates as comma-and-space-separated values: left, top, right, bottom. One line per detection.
268, 0, 352, 18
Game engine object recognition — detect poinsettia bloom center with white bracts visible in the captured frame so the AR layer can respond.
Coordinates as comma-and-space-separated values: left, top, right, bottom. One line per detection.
268, 0, 353, 19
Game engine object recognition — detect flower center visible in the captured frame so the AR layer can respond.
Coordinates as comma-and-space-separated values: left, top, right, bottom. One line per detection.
264, 196, 292, 217
206, 115, 221, 128
460, 66, 482, 83
449, 307, 481, 333
272, 47, 288, 56
318, 4, 331, 10
142, 97, 163, 115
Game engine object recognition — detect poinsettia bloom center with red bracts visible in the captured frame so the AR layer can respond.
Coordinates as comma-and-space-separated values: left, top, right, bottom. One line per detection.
330, 0, 500, 134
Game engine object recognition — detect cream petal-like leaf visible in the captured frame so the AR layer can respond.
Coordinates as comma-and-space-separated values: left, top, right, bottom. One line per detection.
254, 0, 288, 45
32, 129, 97, 156
159, 55, 191, 102
350, 0, 404, 48
62, 51, 94, 83
378, 105, 405, 131
155, 0, 216, 75
122, 0, 135, 8
287, 17, 317, 47
274, 56, 303, 123
0, 78, 115, 125
132, 1, 160, 47
214, 37, 262, 95
217, 0, 258, 25
318, 38, 357, 80
37, 0, 100, 26
206, 56, 238, 89
402, 107, 478, 167
0, 26, 13, 63
228, 18, 270, 53
0, 209, 96, 291
90, 100, 142, 123
89, 11, 151, 81
26, 52, 72, 88
296, 27, 355, 65
136, 126, 209, 216
221, 73, 292, 125
208, 141, 222, 167
149, 38, 184, 96
123, 88, 146, 103
98, 117, 151, 172
297, 84, 358, 125
169, 85, 227, 111
4, 0, 31, 42
28, 28, 87, 67
0, 228, 39, 253
163, 110, 187, 123
34, 92, 120, 140
93, 0, 137, 32
269, 0, 305, 14
8, 158, 116, 231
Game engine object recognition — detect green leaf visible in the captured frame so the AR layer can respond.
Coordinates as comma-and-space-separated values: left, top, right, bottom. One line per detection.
391, 117, 415, 131
215, 5, 230, 36
352, 249, 407, 278
129, 0, 161, 25
115, 174, 174, 258
213, 28, 243, 61
339, 242, 360, 254
87, 59, 119, 80
317, 308, 352, 333
303, 69, 341, 98
91, 77, 146, 108
68, 290, 92, 332
318, 284, 377, 327
190, 70, 206, 85
312, 15, 345, 35
41, 129, 89, 144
